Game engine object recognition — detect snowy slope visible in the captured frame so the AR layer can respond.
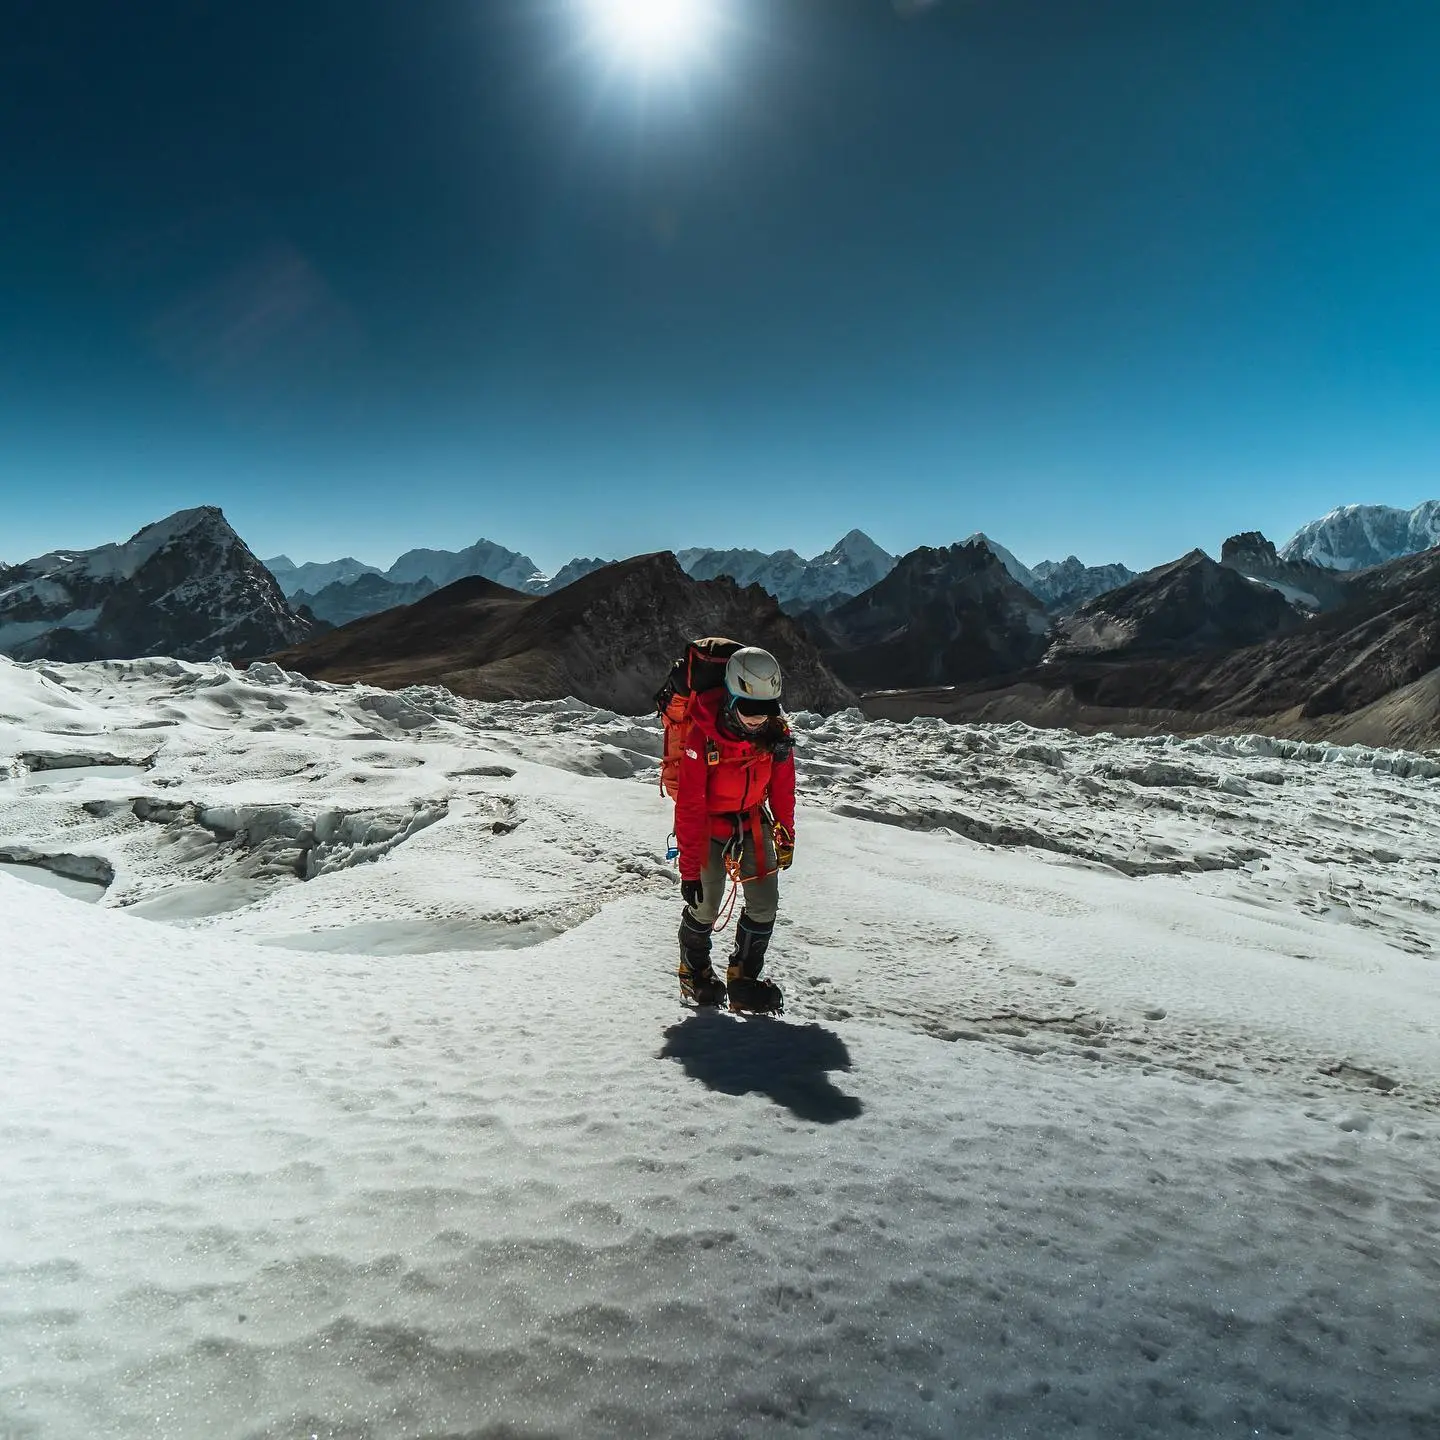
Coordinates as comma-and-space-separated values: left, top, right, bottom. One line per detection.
1281, 500, 1440, 570
2, 657, 1439, 1438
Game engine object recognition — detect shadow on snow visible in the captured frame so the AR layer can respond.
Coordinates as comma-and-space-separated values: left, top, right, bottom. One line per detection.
660, 1011, 864, 1124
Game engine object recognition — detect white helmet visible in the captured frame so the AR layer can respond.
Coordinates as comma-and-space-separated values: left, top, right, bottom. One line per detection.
724, 647, 783, 712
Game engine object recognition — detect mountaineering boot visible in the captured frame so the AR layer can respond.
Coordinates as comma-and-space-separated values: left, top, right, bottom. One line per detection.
726, 914, 783, 1014
678, 910, 727, 1006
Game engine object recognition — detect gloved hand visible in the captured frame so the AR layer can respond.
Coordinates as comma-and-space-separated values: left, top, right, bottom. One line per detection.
681, 878, 705, 908
773, 824, 795, 871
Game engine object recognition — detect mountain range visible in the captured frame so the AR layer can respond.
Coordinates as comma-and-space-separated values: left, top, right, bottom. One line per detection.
260, 499, 1440, 631
265, 553, 855, 715
5, 497, 1439, 746
867, 537, 1440, 750
265, 528, 1138, 628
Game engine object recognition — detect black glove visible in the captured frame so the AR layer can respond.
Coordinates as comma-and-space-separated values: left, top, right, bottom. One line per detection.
681, 879, 705, 908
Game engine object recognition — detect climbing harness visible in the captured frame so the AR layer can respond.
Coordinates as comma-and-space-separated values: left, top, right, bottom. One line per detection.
710, 807, 775, 933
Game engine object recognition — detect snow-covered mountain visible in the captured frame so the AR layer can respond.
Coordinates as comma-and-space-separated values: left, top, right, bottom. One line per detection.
274, 551, 613, 629
1280, 500, 1440, 571
962, 531, 1035, 589
0, 507, 315, 663
541, 556, 610, 591
268, 540, 550, 600
1028, 556, 1138, 613
265, 555, 383, 597
961, 535, 1135, 613
386, 538, 545, 592
796, 529, 898, 606
677, 529, 897, 611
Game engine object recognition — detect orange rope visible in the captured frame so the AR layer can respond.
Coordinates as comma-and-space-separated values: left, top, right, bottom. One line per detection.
712, 850, 743, 932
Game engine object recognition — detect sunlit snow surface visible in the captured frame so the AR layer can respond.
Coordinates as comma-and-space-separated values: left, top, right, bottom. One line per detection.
2, 656, 1438, 1439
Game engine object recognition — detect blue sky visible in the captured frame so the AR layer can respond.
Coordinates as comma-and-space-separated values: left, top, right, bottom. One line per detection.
3, 0, 1439, 574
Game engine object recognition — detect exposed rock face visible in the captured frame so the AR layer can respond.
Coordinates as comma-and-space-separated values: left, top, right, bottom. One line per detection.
960, 535, 1136, 613
1280, 500, 1440, 571
265, 552, 855, 715
677, 530, 897, 612
815, 541, 1052, 690
1028, 557, 1137, 613
865, 546, 1440, 750
1047, 550, 1307, 661
292, 573, 437, 628
1219, 532, 1349, 612
1285, 544, 1440, 720
0, 508, 317, 663
962, 533, 1035, 588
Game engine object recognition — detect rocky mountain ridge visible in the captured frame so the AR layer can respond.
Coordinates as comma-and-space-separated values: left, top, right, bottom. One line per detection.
1046, 549, 1308, 662
813, 541, 1052, 690
259, 497, 1440, 626
265, 553, 855, 714
0, 508, 316, 663
1029, 556, 1139, 612
11, 499, 1440, 746
1219, 532, 1350, 612
867, 543, 1440, 750
264, 527, 1140, 627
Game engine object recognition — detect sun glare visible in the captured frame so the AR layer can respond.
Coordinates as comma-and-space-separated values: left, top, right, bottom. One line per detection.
580, 0, 718, 73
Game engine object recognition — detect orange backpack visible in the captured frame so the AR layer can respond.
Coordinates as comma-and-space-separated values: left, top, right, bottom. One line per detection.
653, 637, 744, 800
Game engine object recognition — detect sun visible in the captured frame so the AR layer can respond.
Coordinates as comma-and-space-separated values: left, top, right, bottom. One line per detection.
579, 0, 719, 73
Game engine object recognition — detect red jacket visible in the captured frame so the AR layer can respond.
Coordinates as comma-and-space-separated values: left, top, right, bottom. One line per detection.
674, 690, 796, 882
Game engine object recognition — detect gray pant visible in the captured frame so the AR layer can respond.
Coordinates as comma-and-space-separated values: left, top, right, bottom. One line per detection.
686, 830, 780, 927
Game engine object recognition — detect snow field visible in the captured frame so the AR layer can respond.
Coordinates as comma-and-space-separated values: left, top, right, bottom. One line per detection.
1, 655, 1438, 1438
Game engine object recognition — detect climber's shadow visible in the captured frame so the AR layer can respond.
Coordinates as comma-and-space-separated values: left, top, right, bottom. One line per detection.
660, 1011, 863, 1124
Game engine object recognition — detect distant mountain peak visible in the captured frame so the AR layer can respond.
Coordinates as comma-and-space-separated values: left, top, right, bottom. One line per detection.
677, 533, 896, 612
1280, 500, 1440, 572
960, 532, 1036, 590
821, 528, 889, 562
386, 537, 542, 592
